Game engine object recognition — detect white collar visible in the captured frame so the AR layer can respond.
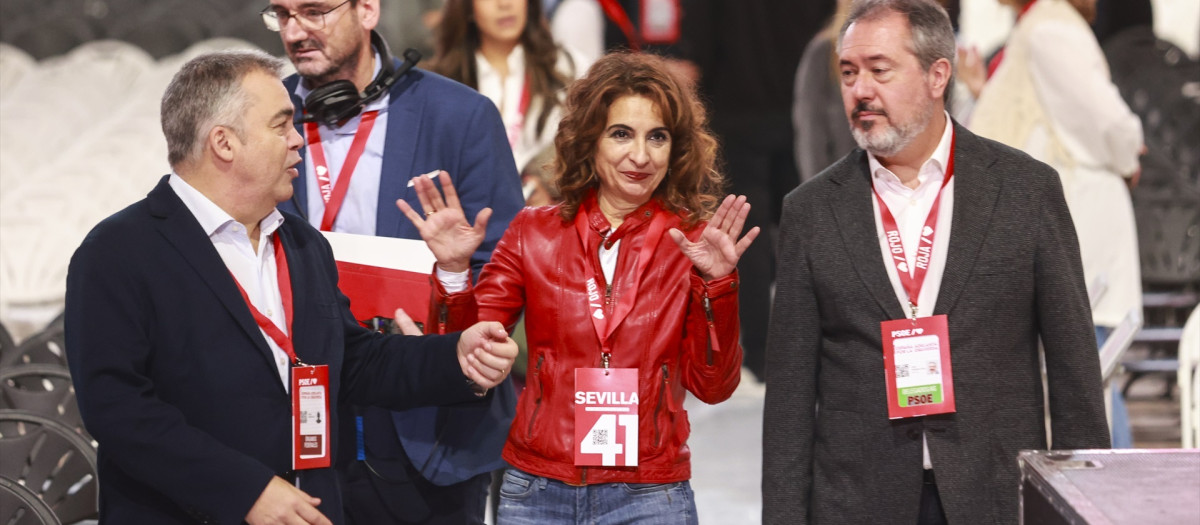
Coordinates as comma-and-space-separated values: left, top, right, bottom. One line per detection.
475, 44, 526, 80
867, 111, 955, 189
168, 173, 284, 239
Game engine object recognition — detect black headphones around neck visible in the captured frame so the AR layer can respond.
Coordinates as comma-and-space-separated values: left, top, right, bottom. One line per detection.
301, 30, 421, 126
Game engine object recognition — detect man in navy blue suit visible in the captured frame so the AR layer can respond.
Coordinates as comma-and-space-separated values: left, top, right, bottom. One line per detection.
65, 50, 518, 525
263, 0, 524, 522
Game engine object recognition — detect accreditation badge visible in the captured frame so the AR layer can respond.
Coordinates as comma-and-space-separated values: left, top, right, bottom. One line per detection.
881, 315, 956, 419
291, 364, 331, 470
574, 368, 639, 467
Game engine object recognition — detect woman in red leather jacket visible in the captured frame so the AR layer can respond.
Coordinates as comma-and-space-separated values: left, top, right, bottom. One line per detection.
397, 51, 758, 524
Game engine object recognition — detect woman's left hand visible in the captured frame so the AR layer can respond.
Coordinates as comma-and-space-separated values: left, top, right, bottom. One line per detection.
668, 194, 760, 281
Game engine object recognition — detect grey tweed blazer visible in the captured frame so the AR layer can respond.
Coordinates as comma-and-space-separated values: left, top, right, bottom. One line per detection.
762, 122, 1110, 525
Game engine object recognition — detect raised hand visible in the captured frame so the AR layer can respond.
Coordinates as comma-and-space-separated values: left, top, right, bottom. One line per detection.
396, 171, 492, 273
956, 45, 985, 100
456, 321, 518, 390
667, 194, 760, 281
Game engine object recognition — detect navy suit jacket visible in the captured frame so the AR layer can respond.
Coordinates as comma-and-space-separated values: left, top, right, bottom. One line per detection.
65, 177, 480, 524
279, 64, 523, 273
279, 64, 522, 487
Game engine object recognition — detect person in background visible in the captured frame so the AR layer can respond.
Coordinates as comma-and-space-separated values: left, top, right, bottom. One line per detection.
403, 51, 756, 524
262, 0, 526, 521
545, 0, 700, 87
64, 50, 517, 525
793, 0, 857, 183
969, 0, 1143, 448
431, 0, 588, 205
677, 0, 835, 384
763, 1, 1109, 523
377, 0, 444, 59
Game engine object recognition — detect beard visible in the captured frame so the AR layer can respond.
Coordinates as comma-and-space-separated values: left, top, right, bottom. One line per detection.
289, 32, 365, 88
849, 99, 935, 158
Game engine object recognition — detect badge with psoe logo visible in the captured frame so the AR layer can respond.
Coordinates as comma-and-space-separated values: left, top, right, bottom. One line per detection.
292, 364, 330, 470
574, 367, 639, 467
881, 315, 956, 419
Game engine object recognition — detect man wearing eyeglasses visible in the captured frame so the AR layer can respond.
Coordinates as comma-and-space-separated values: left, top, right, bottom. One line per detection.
261, 1, 524, 524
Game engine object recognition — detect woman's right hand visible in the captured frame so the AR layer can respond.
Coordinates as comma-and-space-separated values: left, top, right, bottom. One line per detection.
396, 170, 491, 274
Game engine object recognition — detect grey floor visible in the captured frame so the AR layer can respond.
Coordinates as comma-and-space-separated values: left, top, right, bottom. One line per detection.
74, 370, 1182, 525
683, 367, 1185, 525
687, 375, 766, 525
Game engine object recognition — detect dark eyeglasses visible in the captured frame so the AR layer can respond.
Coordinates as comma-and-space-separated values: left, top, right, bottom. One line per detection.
260, 0, 352, 32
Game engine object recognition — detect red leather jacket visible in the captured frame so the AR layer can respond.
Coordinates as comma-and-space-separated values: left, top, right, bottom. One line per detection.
431, 196, 742, 485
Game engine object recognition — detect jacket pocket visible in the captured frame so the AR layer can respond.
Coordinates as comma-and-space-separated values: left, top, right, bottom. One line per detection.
524, 354, 545, 442
652, 364, 674, 450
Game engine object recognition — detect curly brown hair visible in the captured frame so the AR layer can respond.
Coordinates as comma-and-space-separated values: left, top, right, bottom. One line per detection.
553, 52, 723, 228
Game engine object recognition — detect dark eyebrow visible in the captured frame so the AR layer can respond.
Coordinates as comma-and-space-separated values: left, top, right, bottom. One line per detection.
604, 124, 670, 135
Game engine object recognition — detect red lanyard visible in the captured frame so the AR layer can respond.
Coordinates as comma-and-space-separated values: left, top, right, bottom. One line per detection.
597, 0, 641, 51
231, 235, 299, 365
506, 76, 532, 148
871, 132, 956, 318
304, 110, 380, 231
574, 201, 668, 357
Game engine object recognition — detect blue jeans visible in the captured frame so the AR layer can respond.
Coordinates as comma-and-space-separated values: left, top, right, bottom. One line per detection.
1096, 325, 1133, 448
497, 468, 699, 525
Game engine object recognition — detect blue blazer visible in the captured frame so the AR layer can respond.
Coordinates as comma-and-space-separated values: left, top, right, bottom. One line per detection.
65, 177, 480, 524
279, 65, 522, 486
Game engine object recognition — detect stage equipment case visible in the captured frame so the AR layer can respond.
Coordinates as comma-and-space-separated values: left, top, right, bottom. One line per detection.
1018, 449, 1199, 524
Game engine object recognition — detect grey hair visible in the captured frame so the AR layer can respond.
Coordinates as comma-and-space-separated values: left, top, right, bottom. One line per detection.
161, 50, 287, 167
839, 0, 957, 100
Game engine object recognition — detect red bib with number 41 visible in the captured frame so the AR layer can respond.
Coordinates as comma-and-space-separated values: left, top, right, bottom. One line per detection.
292, 364, 330, 470
574, 368, 639, 467
882, 315, 956, 419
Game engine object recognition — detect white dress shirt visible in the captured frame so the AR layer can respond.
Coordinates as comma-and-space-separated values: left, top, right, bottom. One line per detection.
870, 113, 956, 320
169, 174, 292, 389
868, 113, 955, 469
295, 51, 390, 236
474, 44, 585, 173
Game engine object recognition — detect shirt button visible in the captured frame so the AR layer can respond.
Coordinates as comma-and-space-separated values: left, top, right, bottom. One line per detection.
909, 198, 917, 205
279, 357, 286, 367
266, 308, 274, 316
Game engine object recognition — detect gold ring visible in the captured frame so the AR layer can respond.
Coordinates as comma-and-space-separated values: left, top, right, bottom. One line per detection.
426, 210, 436, 217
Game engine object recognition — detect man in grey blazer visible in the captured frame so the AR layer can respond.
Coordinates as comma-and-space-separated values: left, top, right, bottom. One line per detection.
762, 1, 1110, 524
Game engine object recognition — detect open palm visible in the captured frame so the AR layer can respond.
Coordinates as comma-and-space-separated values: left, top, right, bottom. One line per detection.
396, 171, 491, 273
669, 194, 759, 281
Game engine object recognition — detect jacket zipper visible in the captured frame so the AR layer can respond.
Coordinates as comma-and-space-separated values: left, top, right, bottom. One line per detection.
526, 354, 545, 440
703, 294, 715, 366
437, 303, 448, 334
654, 364, 668, 447
598, 237, 613, 317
